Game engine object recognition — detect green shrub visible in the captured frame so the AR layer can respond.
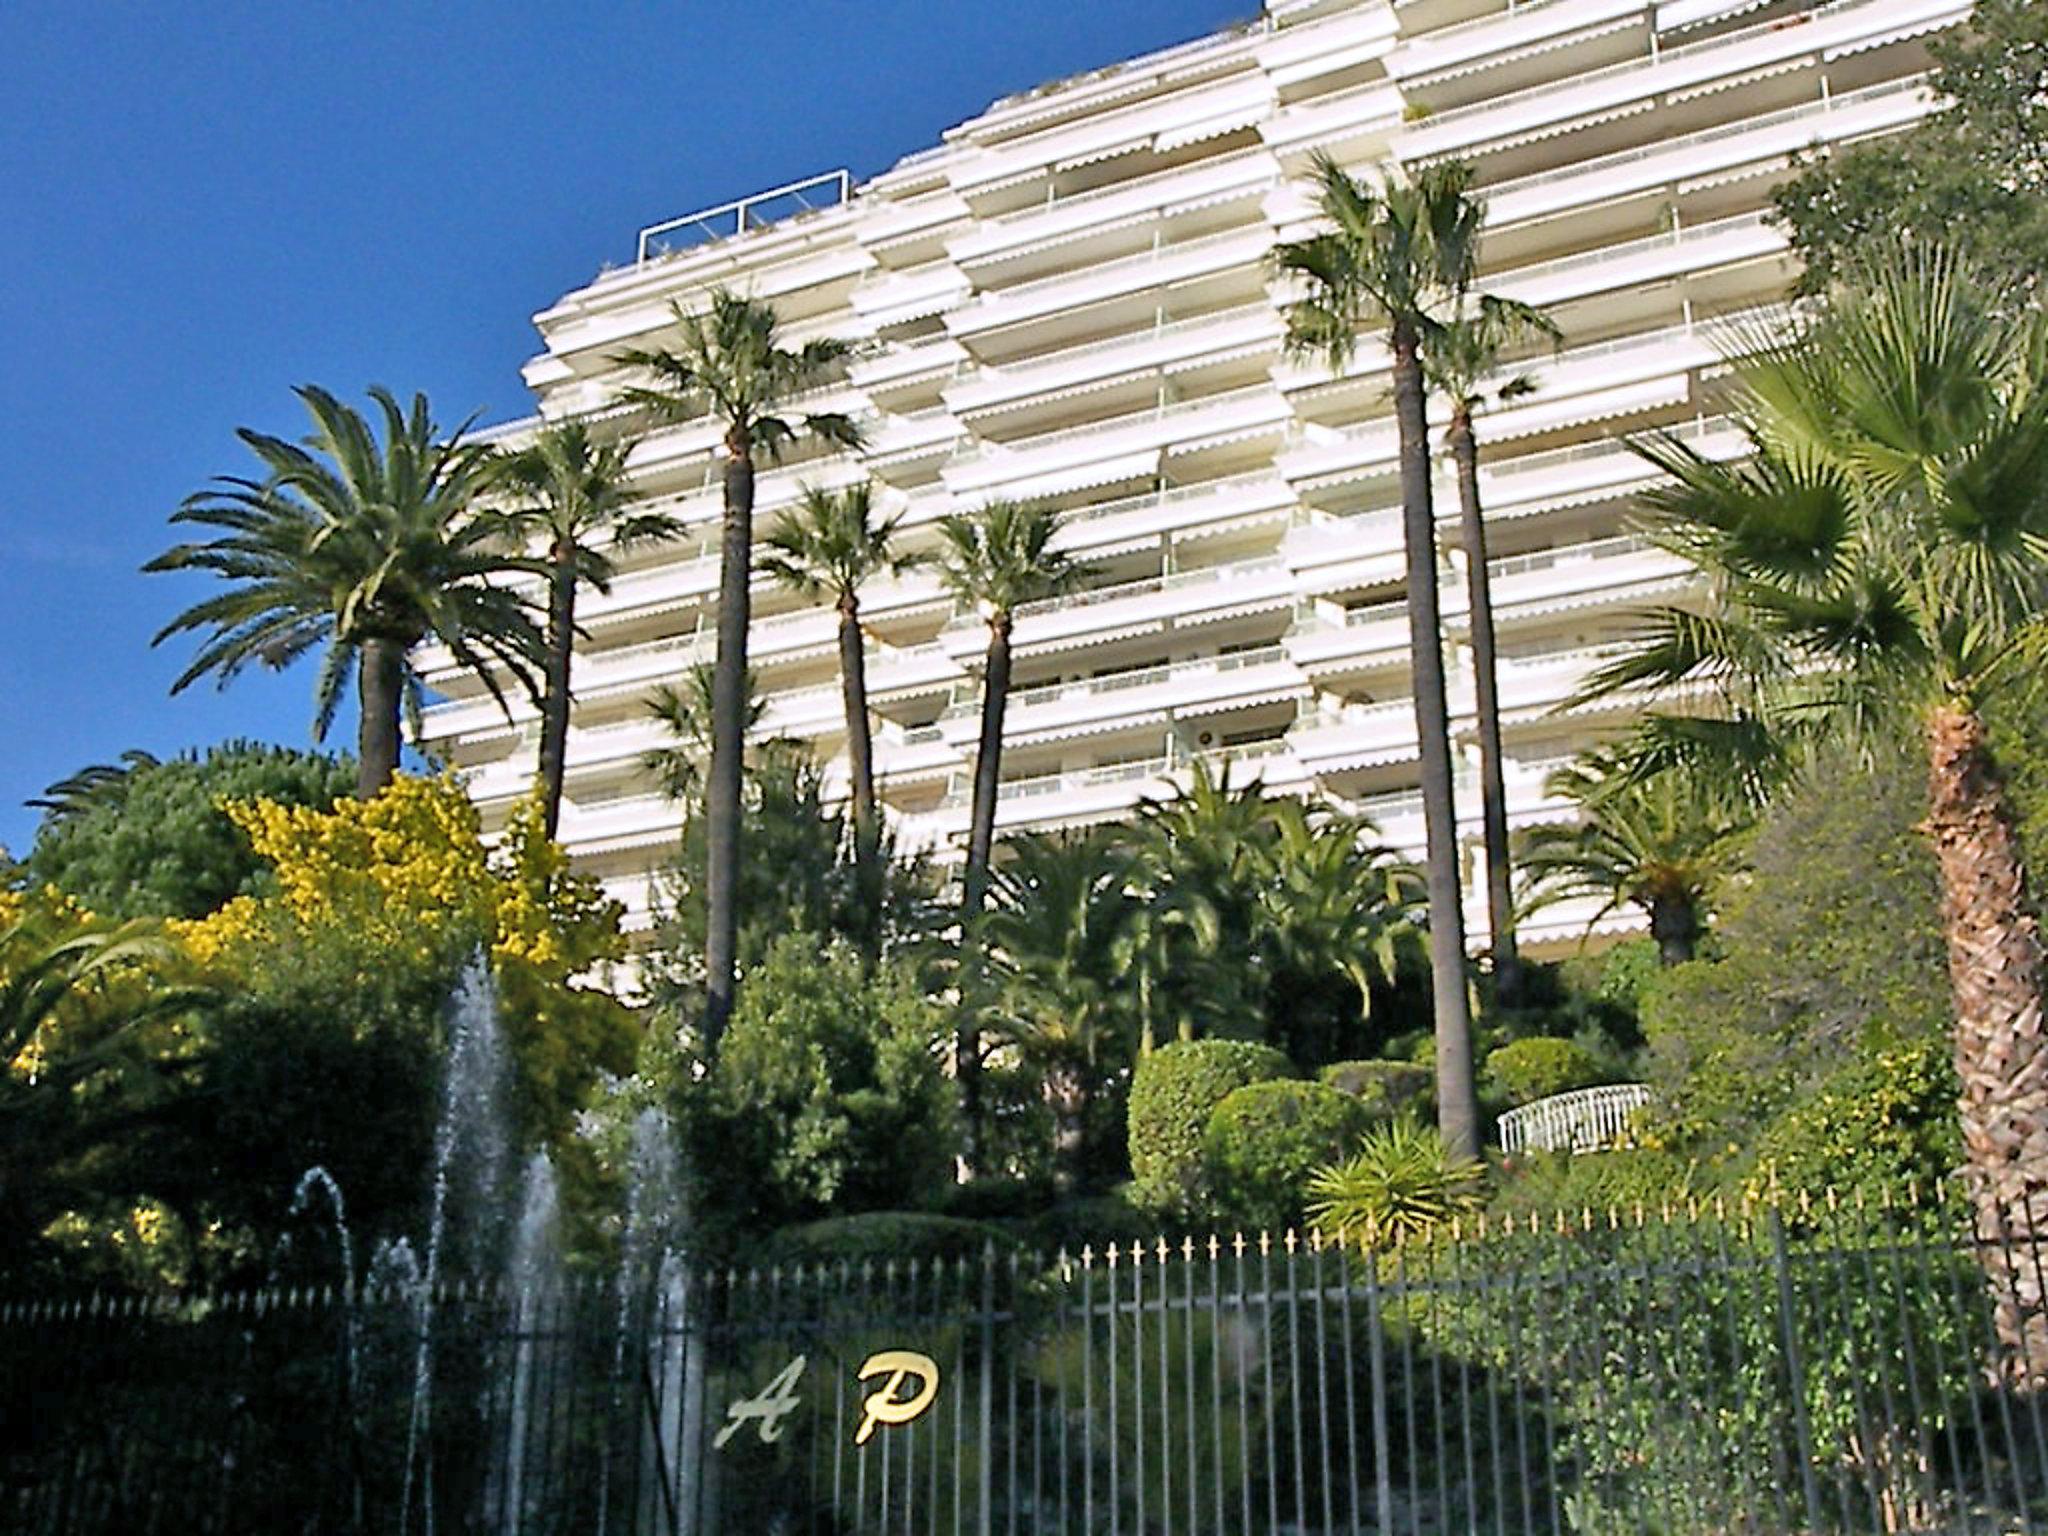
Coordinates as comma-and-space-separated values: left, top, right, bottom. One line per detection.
1744, 1031, 1958, 1201
1127, 1041, 1293, 1215
1012, 1190, 1158, 1255
1484, 1037, 1607, 1108
1306, 1117, 1486, 1249
1320, 1059, 1432, 1121
1202, 1080, 1371, 1231
765, 1212, 1020, 1267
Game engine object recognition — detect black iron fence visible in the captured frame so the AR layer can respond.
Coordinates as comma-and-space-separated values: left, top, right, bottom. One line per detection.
7, 1194, 2048, 1534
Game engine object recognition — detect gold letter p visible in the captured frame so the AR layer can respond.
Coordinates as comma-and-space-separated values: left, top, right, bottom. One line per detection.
853, 1349, 940, 1445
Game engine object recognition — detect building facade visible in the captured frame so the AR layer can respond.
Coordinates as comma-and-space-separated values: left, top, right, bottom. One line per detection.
419, 0, 1961, 945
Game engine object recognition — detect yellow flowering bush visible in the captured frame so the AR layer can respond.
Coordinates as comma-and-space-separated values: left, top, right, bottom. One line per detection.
173, 774, 636, 1150
177, 773, 622, 980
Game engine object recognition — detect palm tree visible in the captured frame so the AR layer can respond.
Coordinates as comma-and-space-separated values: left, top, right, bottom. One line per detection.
758, 482, 913, 920
1423, 296, 1562, 1007
1581, 245, 2048, 1365
148, 387, 543, 797
1275, 152, 1486, 1161
641, 660, 765, 807
931, 499, 1083, 1168
1255, 798, 1421, 1025
615, 291, 862, 1054
983, 829, 1141, 1192
0, 913, 204, 1259
1516, 746, 1751, 966
497, 420, 680, 839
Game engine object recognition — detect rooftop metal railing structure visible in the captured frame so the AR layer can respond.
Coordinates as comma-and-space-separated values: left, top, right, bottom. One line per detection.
636, 170, 855, 266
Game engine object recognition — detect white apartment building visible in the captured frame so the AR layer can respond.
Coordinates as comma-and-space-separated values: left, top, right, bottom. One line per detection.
420, 0, 1961, 948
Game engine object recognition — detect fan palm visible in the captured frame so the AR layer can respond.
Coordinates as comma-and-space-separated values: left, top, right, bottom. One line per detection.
147, 386, 543, 797
615, 291, 863, 1053
1424, 295, 1563, 1006
759, 482, 914, 924
1580, 245, 2048, 1367
931, 499, 1084, 1170
496, 420, 679, 838
1275, 152, 1486, 1160
1516, 746, 1751, 966
983, 829, 1142, 1191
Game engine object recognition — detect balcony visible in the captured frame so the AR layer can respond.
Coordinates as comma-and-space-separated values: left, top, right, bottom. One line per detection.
1483, 75, 1933, 232
1285, 598, 1413, 679
1288, 697, 1420, 772
947, 225, 1273, 342
955, 553, 1296, 661
949, 146, 1279, 271
938, 645, 1305, 750
1055, 471, 1296, 556
946, 302, 1282, 419
945, 382, 1289, 501
1396, 0, 1960, 162
1488, 533, 1693, 623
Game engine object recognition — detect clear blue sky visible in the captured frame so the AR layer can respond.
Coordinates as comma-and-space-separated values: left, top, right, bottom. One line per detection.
0, 0, 1251, 856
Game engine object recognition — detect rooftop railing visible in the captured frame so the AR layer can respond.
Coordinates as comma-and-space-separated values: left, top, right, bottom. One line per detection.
636, 170, 854, 266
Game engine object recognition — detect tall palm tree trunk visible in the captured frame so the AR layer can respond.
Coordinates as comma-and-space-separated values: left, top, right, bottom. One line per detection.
357, 637, 407, 797
957, 615, 1014, 1177
838, 594, 881, 944
1647, 893, 1700, 967
536, 541, 578, 840
1392, 327, 1481, 1164
1926, 702, 2048, 1383
1448, 408, 1521, 1006
703, 439, 756, 1057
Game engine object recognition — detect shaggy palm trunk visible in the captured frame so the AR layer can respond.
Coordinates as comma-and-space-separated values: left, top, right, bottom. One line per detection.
1392, 325, 1480, 1165
1647, 892, 1700, 967
702, 433, 756, 1059
1043, 1059, 1089, 1196
957, 613, 1014, 1178
356, 637, 407, 797
536, 539, 578, 840
1925, 702, 2048, 1384
837, 592, 881, 952
1448, 407, 1521, 1006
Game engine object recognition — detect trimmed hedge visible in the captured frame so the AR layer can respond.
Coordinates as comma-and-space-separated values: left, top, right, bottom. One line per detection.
1320, 1059, 1432, 1121
1128, 1041, 1293, 1215
1485, 1037, 1606, 1108
1202, 1080, 1372, 1232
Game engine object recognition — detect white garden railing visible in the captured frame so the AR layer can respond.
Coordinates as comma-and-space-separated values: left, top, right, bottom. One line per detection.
1497, 1083, 1653, 1155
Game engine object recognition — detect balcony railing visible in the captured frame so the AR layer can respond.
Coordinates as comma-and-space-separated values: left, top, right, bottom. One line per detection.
1487, 532, 1655, 578
1493, 209, 1774, 290
1485, 74, 1928, 199
1011, 554, 1287, 621
978, 301, 1277, 380
987, 146, 1274, 229
976, 223, 1264, 306
948, 644, 1291, 719
1411, 0, 1893, 138
1484, 414, 1736, 478
1064, 470, 1284, 527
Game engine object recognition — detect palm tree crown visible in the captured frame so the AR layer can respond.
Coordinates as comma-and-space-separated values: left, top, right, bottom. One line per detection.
931, 499, 1082, 620
1517, 747, 1752, 967
147, 386, 543, 796
759, 483, 909, 608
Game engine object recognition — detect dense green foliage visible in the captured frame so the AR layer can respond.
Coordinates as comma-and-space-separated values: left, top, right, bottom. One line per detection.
23, 742, 353, 919
662, 936, 955, 1237
1640, 735, 1951, 1174
1774, 0, 2048, 299
1127, 1040, 1293, 1216
1202, 1079, 1371, 1230
1320, 1058, 1432, 1120
1484, 1037, 1607, 1108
